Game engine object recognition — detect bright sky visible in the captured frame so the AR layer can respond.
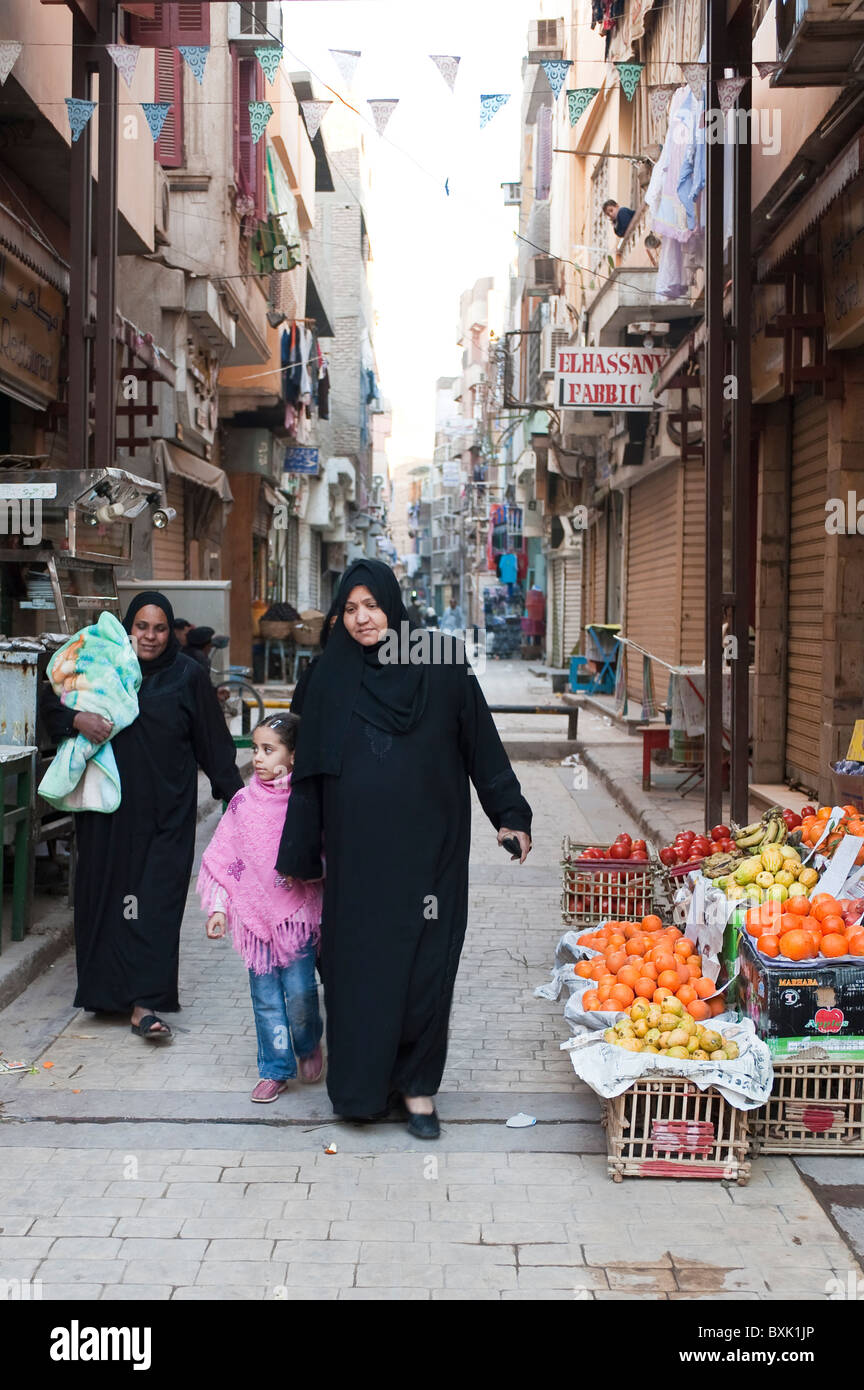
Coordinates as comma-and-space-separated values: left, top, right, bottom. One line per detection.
280, 0, 535, 468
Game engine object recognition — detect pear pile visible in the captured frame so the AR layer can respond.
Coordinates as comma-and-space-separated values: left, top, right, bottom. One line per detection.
603, 997, 740, 1061
707, 843, 819, 904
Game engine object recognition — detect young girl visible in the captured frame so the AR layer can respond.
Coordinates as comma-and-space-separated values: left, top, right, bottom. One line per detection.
198, 713, 324, 1102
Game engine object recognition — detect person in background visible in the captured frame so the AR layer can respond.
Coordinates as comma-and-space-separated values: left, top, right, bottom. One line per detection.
174, 619, 192, 647
440, 597, 465, 633
406, 592, 424, 627
185, 626, 229, 673
424, 606, 439, 630
602, 199, 635, 238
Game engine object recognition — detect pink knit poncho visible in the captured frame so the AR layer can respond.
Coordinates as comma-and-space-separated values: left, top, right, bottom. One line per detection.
197, 771, 322, 974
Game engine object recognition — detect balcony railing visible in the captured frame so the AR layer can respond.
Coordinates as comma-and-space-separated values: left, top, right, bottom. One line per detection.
775, 0, 864, 85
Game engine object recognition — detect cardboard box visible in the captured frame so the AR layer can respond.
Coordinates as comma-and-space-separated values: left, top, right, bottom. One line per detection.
735, 930, 864, 1059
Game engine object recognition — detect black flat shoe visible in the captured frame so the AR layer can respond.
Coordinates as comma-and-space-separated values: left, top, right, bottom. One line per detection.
401, 1103, 440, 1140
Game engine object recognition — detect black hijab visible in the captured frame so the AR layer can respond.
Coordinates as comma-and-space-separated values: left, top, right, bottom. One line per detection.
122, 590, 181, 675
291, 558, 428, 780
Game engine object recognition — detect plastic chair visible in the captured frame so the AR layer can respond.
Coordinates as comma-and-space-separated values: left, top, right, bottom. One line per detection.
263, 638, 290, 684
569, 655, 592, 692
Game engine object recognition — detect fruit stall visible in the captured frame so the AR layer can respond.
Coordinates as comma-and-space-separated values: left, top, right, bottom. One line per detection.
537, 806, 864, 1180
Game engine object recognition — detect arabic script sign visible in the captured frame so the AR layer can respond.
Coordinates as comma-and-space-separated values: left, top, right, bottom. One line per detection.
0, 248, 63, 409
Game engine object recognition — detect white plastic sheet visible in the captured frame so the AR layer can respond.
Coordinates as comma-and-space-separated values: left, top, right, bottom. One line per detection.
561, 1018, 773, 1111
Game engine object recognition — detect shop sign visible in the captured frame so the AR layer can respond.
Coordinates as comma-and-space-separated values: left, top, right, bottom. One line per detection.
441, 460, 461, 487
555, 347, 669, 411
0, 248, 63, 410
283, 446, 319, 476
823, 177, 864, 351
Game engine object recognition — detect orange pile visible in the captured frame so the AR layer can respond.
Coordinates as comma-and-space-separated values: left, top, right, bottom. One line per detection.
799, 806, 864, 864
574, 915, 725, 1019
744, 894, 864, 961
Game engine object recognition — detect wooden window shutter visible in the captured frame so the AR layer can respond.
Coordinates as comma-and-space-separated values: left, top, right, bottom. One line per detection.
254, 60, 265, 219
237, 57, 255, 196
130, 3, 209, 45
232, 48, 241, 188
154, 47, 183, 169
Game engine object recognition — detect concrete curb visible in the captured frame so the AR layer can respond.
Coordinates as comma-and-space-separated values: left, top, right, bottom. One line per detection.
0, 907, 74, 1014
577, 742, 670, 846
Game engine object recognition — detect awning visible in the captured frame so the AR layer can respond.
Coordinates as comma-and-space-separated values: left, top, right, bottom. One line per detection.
155, 439, 233, 505
757, 132, 864, 280
261, 480, 292, 510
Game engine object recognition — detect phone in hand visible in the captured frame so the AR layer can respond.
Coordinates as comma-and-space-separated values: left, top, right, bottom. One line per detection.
501, 834, 522, 857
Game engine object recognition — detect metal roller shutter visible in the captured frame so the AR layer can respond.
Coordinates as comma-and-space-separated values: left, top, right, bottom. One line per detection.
285, 516, 299, 607
549, 556, 565, 667
624, 467, 680, 703
680, 456, 705, 666
152, 477, 186, 580
784, 393, 828, 792
308, 530, 322, 610
589, 508, 607, 626
562, 543, 583, 662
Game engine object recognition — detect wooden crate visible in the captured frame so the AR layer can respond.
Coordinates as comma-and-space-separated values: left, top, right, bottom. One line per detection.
561, 836, 657, 927
749, 1047, 864, 1155
604, 1076, 751, 1183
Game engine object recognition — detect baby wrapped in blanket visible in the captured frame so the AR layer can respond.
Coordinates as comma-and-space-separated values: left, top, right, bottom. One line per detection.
39, 611, 141, 812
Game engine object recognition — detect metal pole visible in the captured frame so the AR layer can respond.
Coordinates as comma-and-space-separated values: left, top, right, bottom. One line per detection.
67, 11, 93, 469
704, 0, 727, 828
730, 11, 753, 826
94, 0, 119, 469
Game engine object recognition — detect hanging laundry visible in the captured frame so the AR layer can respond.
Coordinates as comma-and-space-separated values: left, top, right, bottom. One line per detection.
317, 359, 330, 421
298, 323, 314, 396
281, 322, 303, 404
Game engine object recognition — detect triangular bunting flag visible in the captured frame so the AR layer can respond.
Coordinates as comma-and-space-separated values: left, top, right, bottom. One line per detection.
541, 59, 571, 100
681, 62, 707, 99
716, 75, 748, 112
141, 102, 171, 143
480, 93, 510, 129
430, 55, 460, 91
178, 45, 209, 85
106, 43, 140, 90
755, 60, 782, 80
330, 49, 360, 85
647, 83, 677, 124
0, 41, 21, 87
367, 99, 398, 136
249, 101, 273, 144
254, 44, 283, 86
65, 97, 96, 143
300, 100, 332, 141
615, 61, 645, 101
566, 88, 598, 126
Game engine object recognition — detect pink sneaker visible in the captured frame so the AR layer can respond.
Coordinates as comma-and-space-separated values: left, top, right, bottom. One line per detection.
298, 1046, 324, 1084
251, 1078, 289, 1103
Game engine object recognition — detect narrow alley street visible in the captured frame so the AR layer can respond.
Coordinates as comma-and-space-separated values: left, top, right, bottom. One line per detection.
0, 665, 859, 1301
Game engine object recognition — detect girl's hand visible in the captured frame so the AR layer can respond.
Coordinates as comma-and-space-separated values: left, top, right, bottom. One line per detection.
206, 912, 226, 938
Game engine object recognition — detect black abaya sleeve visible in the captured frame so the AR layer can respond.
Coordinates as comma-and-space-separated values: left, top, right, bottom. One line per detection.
39, 680, 77, 744
458, 669, 533, 835
275, 775, 324, 880
187, 663, 244, 802
290, 656, 319, 713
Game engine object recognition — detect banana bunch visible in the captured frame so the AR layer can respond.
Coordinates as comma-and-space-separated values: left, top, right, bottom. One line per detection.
734, 808, 788, 850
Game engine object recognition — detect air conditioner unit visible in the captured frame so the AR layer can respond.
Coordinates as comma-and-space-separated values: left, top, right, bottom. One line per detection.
528, 256, 557, 296
540, 324, 571, 377
227, 1, 282, 43
528, 17, 565, 62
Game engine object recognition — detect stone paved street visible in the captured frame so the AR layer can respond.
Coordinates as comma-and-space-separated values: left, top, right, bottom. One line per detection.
0, 664, 862, 1300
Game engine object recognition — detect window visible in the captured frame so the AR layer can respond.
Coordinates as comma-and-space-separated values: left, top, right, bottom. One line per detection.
129, 2, 210, 46
535, 105, 552, 202
240, 2, 269, 34
233, 52, 265, 217
590, 154, 611, 272
154, 48, 183, 168
537, 19, 561, 47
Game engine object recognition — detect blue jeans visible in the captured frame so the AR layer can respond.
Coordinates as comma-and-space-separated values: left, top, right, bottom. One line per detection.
248, 944, 323, 1081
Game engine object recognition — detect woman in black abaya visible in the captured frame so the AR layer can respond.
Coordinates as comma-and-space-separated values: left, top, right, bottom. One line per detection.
40, 591, 242, 1039
277, 559, 532, 1138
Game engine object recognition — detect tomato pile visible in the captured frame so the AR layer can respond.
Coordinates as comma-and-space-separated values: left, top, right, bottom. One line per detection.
658, 825, 733, 868
578, 833, 648, 862
574, 914, 726, 1019
744, 893, 864, 961
798, 805, 864, 864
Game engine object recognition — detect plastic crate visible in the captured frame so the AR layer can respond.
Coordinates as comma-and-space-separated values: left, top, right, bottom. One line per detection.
748, 1047, 864, 1155
604, 1077, 751, 1183
561, 836, 657, 926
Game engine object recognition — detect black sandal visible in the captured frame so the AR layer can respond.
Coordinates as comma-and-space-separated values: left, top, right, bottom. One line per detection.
131, 1013, 172, 1041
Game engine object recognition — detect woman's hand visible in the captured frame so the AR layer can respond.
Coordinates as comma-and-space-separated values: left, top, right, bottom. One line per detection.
72, 712, 114, 744
206, 912, 226, 939
498, 828, 532, 864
